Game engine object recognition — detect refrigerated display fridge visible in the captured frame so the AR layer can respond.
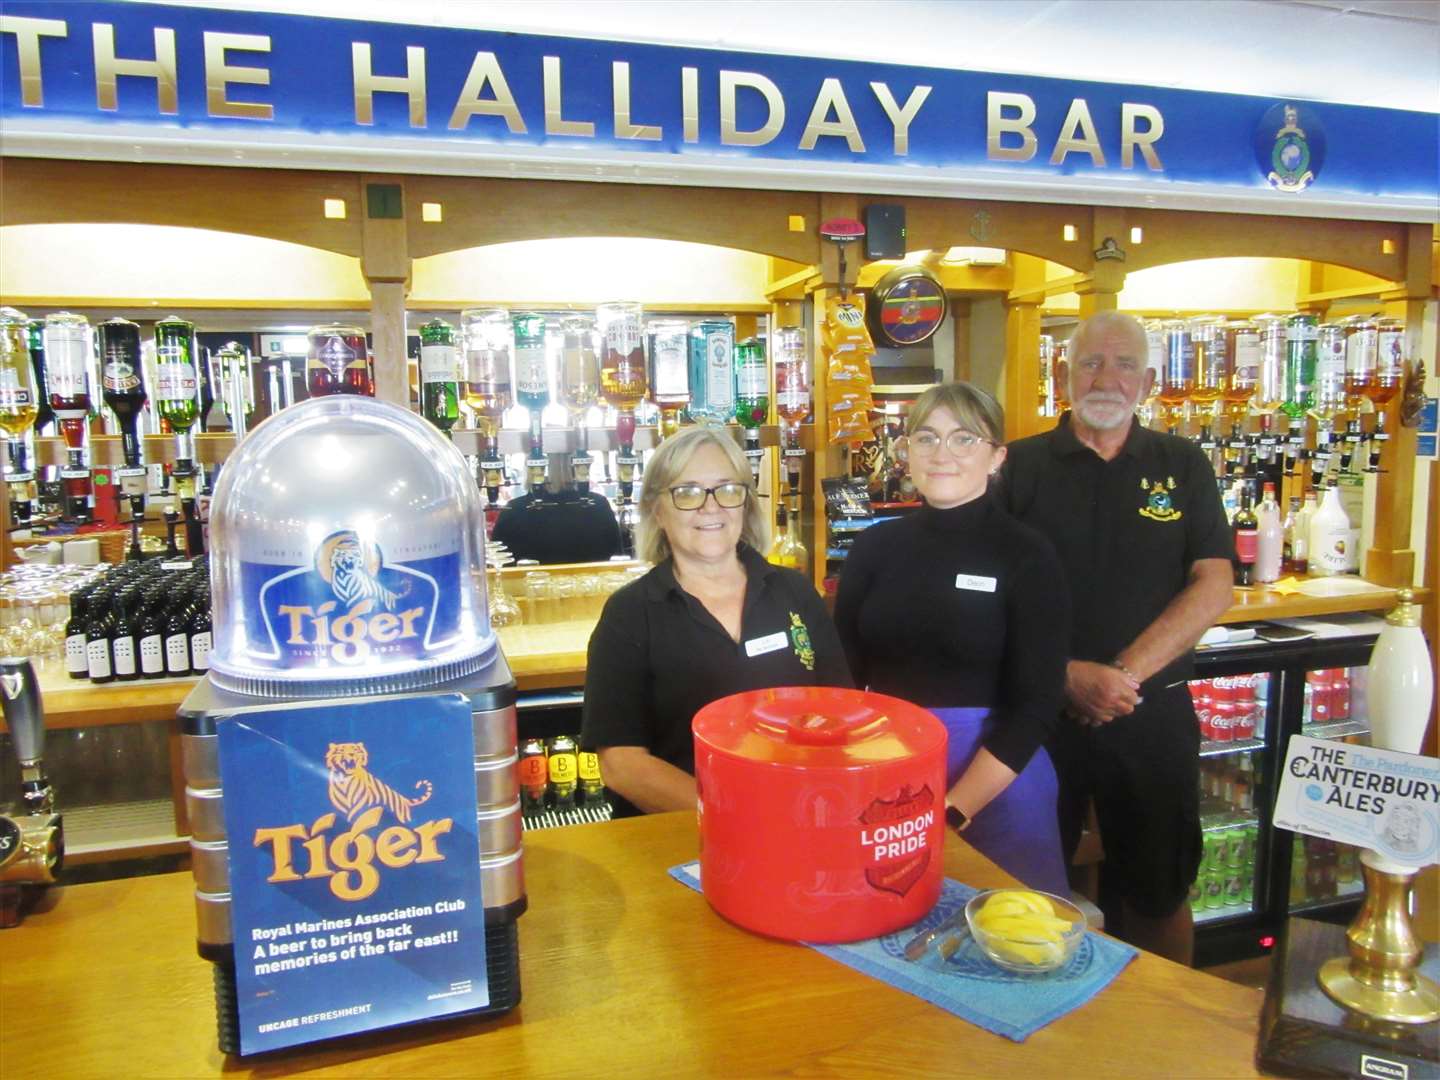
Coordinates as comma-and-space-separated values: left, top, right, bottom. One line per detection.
1190, 615, 1388, 968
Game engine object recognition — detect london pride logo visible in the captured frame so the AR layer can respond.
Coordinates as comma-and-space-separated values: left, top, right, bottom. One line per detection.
251, 530, 448, 667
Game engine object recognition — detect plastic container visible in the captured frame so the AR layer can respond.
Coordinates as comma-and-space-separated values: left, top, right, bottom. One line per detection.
206, 396, 495, 697
693, 686, 946, 944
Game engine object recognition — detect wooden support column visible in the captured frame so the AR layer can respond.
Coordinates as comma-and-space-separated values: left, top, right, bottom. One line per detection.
1075, 263, 1125, 319
808, 287, 844, 594
950, 299, 972, 382
1005, 254, 1047, 440
1364, 223, 1431, 587
360, 176, 411, 406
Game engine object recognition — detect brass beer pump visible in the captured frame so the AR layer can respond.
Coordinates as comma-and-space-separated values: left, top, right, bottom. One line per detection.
1317, 590, 1439, 1024
0, 657, 63, 928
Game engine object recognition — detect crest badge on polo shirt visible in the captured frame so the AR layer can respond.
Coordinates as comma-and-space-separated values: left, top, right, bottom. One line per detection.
788, 612, 815, 671
1138, 476, 1183, 522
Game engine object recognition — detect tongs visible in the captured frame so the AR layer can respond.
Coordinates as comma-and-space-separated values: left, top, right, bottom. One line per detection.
901, 908, 970, 963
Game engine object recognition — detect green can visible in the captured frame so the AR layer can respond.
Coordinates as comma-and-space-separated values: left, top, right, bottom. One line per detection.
1203, 870, 1226, 910
1204, 830, 1228, 873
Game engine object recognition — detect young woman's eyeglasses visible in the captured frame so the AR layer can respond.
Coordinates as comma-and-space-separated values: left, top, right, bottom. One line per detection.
900, 430, 995, 458
669, 481, 749, 511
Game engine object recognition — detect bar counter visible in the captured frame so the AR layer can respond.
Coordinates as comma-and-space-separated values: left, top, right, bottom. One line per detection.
0, 812, 1265, 1078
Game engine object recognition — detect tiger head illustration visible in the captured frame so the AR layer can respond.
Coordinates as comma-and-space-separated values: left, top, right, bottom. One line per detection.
316, 530, 404, 612
325, 741, 432, 824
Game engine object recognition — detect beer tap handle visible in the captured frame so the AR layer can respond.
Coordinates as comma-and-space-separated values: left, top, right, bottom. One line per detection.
0, 658, 44, 768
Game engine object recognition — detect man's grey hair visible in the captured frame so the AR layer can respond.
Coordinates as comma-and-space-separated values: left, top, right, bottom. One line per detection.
1066, 310, 1149, 396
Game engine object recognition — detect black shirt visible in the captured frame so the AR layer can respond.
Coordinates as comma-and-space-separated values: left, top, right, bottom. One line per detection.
998, 414, 1232, 690
491, 488, 622, 565
833, 495, 1070, 774
581, 544, 852, 816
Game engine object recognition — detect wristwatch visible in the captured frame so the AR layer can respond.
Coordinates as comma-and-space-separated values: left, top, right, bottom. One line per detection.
945, 804, 971, 834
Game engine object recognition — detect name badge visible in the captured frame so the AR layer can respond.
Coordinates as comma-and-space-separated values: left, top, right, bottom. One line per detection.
955, 573, 997, 593
744, 631, 789, 658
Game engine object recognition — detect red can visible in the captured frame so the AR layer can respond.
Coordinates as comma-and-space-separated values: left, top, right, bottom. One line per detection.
1233, 674, 1257, 741
1329, 669, 1351, 721
1308, 670, 1332, 725
693, 687, 947, 944
1212, 701, 1236, 742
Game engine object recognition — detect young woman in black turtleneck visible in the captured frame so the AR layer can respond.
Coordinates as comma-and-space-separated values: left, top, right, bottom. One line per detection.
834, 383, 1073, 894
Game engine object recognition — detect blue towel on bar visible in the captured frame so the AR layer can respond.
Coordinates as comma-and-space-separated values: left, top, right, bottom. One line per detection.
668, 861, 1138, 1042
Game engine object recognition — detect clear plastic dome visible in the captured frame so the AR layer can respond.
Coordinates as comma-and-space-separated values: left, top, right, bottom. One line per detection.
207, 396, 495, 698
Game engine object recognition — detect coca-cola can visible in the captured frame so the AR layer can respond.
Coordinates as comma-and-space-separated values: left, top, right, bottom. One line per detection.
1234, 700, 1256, 742
1212, 701, 1236, 743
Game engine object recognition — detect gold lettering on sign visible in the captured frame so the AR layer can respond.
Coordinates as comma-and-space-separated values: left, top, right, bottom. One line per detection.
0, 15, 67, 108
352, 42, 426, 128
612, 61, 661, 140
799, 77, 864, 153
1049, 98, 1105, 166
203, 32, 272, 121
448, 51, 525, 132
543, 56, 595, 137
986, 91, 1036, 162
720, 70, 784, 147
92, 23, 178, 114
1121, 103, 1165, 170
681, 66, 699, 143
870, 82, 931, 156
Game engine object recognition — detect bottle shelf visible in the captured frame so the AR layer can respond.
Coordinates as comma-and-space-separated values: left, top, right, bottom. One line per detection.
62, 798, 185, 863
1199, 736, 1266, 759
521, 803, 613, 831
1290, 879, 1365, 914
1301, 719, 1370, 741
1193, 901, 1259, 927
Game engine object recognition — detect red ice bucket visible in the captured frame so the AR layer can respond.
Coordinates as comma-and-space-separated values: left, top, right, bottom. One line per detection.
693, 687, 946, 944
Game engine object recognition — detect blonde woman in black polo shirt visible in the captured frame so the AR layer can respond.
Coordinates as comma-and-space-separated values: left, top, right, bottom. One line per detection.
581, 426, 851, 817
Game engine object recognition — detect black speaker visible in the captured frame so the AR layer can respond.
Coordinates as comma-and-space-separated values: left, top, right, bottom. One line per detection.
864, 204, 906, 260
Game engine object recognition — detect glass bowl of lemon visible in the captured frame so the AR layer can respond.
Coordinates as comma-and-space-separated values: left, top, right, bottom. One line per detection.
964, 888, 1087, 974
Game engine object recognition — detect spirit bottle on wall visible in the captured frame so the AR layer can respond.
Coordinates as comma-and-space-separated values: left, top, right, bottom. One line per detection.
597, 301, 647, 499
154, 315, 203, 473
559, 313, 600, 490
0, 308, 38, 523
512, 312, 550, 482
418, 318, 461, 438
1353, 317, 1406, 472
97, 317, 150, 508
1037, 334, 1055, 419
214, 341, 255, 436
733, 336, 768, 484
1157, 319, 1193, 434
688, 320, 734, 424
1308, 322, 1348, 484
773, 326, 810, 494
461, 307, 513, 501
305, 324, 373, 398
43, 311, 95, 522
23, 318, 54, 436
647, 318, 691, 440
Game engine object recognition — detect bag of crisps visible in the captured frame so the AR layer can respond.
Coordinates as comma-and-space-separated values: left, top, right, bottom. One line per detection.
823, 294, 876, 445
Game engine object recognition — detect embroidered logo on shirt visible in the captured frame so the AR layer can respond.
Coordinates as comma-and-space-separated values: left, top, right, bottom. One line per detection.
1138, 476, 1183, 522
788, 611, 815, 671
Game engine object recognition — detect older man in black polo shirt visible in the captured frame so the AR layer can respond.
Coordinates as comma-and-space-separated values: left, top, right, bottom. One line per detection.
999, 311, 1233, 965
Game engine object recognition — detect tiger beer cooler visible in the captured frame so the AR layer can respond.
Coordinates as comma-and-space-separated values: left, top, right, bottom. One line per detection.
1189, 618, 1383, 967
179, 395, 525, 1054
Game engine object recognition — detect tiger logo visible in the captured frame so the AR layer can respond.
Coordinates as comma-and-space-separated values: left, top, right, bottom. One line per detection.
325, 742, 433, 824
316, 530, 404, 613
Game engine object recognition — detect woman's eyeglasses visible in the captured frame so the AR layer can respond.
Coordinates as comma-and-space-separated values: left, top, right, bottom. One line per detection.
669, 481, 749, 511
900, 430, 995, 458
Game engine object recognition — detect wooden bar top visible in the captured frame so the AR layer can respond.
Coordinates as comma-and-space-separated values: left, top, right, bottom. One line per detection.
0, 812, 1264, 1079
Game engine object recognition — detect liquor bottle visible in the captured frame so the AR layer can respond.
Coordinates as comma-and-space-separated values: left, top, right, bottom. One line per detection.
111, 588, 139, 683
1281, 312, 1317, 423
154, 315, 202, 467
647, 318, 691, 440
189, 587, 212, 673
1307, 483, 1351, 577
1251, 315, 1287, 460
1360, 318, 1406, 471
512, 312, 550, 461
559, 313, 600, 488
733, 336, 768, 484
305, 324, 373, 397
774, 326, 810, 491
1190, 316, 1227, 416
460, 307, 514, 500
42, 311, 93, 451
1255, 482, 1283, 584
1281, 496, 1302, 574
65, 590, 90, 680
137, 589, 166, 679
519, 738, 548, 813
546, 734, 579, 812
767, 503, 809, 575
214, 341, 255, 435
1140, 320, 1165, 426
165, 587, 194, 676
97, 318, 149, 481
0, 309, 38, 522
597, 301, 647, 497
1222, 321, 1260, 420
1156, 319, 1193, 433
23, 318, 55, 435
1053, 339, 1071, 415
1233, 486, 1258, 587
418, 318, 461, 437
85, 589, 116, 684
688, 319, 735, 424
